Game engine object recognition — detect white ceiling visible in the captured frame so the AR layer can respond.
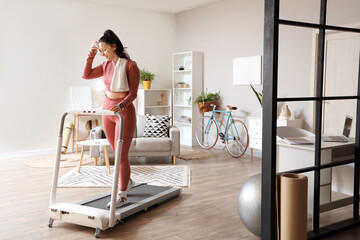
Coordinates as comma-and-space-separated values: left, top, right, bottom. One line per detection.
87, 0, 222, 14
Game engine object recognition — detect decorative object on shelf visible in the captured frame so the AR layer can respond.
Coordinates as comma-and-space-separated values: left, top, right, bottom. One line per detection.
140, 68, 155, 90
176, 81, 185, 88
178, 115, 192, 124
161, 93, 165, 105
156, 93, 166, 106
279, 105, 291, 120
193, 88, 220, 114
184, 83, 190, 88
185, 61, 192, 70
186, 96, 192, 106
179, 66, 184, 70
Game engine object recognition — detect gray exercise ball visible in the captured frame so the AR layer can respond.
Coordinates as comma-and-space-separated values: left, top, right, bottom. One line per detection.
237, 173, 261, 237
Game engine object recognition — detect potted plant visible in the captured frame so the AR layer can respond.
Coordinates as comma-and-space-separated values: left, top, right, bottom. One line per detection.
193, 88, 220, 114
250, 84, 263, 117
140, 68, 155, 90
176, 81, 185, 88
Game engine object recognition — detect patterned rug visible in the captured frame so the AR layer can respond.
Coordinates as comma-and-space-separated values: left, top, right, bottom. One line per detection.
58, 165, 191, 188
25, 151, 93, 168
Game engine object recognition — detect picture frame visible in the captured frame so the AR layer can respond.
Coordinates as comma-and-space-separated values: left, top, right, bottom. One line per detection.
233, 55, 262, 85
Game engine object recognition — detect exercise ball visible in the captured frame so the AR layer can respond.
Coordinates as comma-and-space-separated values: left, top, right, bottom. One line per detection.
237, 173, 261, 237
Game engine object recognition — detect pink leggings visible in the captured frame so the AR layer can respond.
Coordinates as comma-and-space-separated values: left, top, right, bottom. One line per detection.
102, 96, 136, 191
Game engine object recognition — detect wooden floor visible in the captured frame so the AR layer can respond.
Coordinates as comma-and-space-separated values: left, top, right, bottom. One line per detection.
1, 147, 360, 239
0, 147, 260, 240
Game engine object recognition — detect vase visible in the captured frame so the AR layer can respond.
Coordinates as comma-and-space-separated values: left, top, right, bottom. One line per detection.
279, 105, 291, 120
143, 80, 151, 90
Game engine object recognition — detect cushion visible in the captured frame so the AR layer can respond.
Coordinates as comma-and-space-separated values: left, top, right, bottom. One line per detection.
134, 137, 172, 152
143, 114, 171, 138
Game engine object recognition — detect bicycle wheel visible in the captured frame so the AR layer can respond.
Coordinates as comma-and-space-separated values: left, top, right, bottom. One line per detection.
225, 119, 249, 158
195, 116, 219, 149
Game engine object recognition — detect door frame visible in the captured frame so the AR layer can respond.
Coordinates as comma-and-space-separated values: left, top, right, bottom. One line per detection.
310, 22, 360, 132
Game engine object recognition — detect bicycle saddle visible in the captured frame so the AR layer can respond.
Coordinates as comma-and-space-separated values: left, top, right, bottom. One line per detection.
227, 105, 237, 110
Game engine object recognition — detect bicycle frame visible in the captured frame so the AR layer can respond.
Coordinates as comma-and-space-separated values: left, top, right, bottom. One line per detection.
204, 109, 239, 140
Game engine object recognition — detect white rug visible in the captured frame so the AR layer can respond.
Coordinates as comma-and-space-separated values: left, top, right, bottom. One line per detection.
58, 165, 191, 188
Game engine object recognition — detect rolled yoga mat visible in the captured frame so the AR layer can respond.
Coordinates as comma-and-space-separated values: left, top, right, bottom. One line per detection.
61, 122, 73, 154
279, 173, 308, 240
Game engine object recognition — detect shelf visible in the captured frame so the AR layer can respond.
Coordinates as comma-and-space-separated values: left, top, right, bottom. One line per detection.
174, 88, 192, 90
172, 51, 203, 146
145, 105, 171, 108
174, 121, 192, 126
137, 88, 171, 116
174, 105, 192, 108
173, 51, 192, 56
140, 89, 171, 91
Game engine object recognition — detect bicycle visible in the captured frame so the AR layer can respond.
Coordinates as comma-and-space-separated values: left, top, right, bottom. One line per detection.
195, 104, 249, 158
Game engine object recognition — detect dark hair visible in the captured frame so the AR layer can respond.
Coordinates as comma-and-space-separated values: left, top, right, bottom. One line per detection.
99, 29, 130, 60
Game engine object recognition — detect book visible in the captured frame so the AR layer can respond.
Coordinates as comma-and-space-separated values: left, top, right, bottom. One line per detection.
283, 137, 313, 145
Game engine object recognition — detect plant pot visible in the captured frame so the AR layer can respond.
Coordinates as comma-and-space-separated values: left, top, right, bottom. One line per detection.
177, 83, 185, 88
198, 101, 214, 114
143, 80, 152, 90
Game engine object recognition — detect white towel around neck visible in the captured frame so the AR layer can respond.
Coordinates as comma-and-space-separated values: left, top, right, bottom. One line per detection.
110, 58, 129, 92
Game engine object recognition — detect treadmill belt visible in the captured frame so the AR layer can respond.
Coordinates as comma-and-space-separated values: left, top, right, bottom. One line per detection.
81, 184, 172, 210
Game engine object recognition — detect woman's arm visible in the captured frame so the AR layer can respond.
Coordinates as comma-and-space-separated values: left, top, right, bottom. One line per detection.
120, 61, 140, 107
82, 51, 104, 79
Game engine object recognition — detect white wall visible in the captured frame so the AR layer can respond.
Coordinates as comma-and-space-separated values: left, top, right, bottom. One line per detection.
0, 0, 175, 156
175, 0, 360, 130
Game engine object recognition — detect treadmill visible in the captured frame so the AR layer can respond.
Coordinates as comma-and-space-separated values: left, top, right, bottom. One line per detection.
47, 109, 181, 238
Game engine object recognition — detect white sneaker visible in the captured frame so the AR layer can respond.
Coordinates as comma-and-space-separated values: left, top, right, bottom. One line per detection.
107, 191, 128, 208
127, 179, 135, 192
106, 179, 135, 208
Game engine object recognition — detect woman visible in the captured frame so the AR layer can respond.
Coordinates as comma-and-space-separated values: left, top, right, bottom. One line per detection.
82, 29, 139, 207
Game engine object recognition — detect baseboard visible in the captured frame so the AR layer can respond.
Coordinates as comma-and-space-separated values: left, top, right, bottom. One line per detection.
0, 148, 57, 160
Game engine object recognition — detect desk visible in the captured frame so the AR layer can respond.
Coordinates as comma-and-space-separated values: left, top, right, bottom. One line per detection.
77, 139, 111, 174
248, 117, 303, 160
277, 136, 355, 213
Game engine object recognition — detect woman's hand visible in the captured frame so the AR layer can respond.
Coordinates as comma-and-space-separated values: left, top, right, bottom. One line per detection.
90, 41, 99, 54
110, 104, 123, 113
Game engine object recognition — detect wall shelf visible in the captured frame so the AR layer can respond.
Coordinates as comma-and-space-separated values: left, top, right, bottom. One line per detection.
136, 89, 172, 117
172, 51, 203, 146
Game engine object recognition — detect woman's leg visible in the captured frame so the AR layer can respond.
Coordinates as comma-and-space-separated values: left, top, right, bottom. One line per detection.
102, 115, 117, 153
115, 104, 136, 191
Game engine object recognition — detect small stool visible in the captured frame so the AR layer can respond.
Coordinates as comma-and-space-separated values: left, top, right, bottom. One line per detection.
77, 139, 111, 174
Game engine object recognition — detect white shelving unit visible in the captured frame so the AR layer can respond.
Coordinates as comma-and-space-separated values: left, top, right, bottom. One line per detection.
136, 89, 172, 117
172, 51, 203, 146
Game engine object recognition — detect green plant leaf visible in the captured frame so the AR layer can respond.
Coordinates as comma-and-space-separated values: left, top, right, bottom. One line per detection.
140, 68, 155, 81
250, 84, 263, 107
